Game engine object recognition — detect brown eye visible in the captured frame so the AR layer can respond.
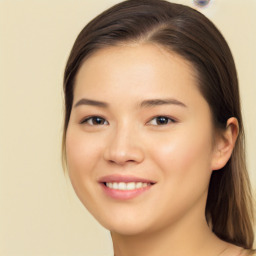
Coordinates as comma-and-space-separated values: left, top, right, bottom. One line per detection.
81, 116, 108, 125
156, 117, 169, 125
148, 116, 176, 126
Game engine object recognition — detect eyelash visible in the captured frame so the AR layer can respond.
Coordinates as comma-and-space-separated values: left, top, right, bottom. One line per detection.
80, 116, 109, 126
147, 116, 177, 126
80, 116, 176, 126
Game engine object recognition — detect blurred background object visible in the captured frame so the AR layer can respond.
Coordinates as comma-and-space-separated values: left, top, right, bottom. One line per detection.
193, 0, 211, 8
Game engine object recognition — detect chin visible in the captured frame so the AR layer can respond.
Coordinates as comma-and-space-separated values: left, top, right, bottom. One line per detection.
95, 213, 154, 236
109, 224, 151, 236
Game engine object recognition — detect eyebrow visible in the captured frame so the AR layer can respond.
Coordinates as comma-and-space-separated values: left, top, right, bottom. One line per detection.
74, 97, 187, 108
74, 98, 109, 108
140, 98, 187, 108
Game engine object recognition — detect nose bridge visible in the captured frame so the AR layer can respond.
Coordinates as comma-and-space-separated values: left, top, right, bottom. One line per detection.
104, 121, 144, 165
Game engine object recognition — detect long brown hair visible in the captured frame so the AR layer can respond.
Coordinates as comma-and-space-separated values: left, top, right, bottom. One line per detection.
62, 0, 255, 249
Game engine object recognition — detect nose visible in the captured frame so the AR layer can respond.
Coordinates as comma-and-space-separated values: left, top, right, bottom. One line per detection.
103, 125, 145, 166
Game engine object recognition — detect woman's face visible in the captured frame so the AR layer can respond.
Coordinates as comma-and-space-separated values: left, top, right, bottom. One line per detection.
66, 44, 218, 235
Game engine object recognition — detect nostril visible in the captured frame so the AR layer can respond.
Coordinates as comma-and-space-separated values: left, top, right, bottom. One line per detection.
106, 154, 140, 165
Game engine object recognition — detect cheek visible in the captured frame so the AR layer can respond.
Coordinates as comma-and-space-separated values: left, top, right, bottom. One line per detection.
65, 128, 103, 201
65, 128, 105, 212
145, 127, 214, 224
149, 126, 214, 184
66, 128, 101, 172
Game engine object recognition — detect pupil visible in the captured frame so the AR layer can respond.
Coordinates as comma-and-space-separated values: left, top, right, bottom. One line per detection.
93, 117, 104, 125
157, 117, 168, 125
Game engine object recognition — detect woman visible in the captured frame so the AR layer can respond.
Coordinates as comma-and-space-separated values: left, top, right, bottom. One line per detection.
62, 0, 255, 255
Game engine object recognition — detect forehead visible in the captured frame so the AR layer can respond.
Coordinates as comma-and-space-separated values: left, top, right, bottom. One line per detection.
73, 43, 201, 106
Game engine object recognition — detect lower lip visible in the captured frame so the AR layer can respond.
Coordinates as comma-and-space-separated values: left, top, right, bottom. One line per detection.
100, 183, 152, 200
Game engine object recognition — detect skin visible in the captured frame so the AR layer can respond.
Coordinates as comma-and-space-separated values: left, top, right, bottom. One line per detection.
65, 43, 242, 256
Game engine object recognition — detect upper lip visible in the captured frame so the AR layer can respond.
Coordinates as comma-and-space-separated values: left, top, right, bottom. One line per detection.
98, 174, 156, 184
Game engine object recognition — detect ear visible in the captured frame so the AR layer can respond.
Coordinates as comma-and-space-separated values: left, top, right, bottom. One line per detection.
211, 117, 239, 171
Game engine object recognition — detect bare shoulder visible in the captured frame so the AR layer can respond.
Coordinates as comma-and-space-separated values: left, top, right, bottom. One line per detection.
224, 244, 256, 256
241, 249, 256, 256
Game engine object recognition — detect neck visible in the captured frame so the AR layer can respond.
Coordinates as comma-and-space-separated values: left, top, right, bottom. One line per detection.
111, 200, 227, 256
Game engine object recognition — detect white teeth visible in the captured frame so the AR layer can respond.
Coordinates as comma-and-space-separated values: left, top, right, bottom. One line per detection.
113, 182, 118, 189
108, 182, 113, 189
119, 182, 126, 190
105, 182, 150, 190
127, 182, 136, 190
136, 182, 142, 189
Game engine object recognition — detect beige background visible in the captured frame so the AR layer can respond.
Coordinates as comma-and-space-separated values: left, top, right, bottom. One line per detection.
0, 0, 255, 255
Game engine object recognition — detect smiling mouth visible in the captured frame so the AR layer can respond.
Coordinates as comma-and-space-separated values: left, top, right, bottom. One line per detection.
103, 182, 153, 191
99, 175, 156, 199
